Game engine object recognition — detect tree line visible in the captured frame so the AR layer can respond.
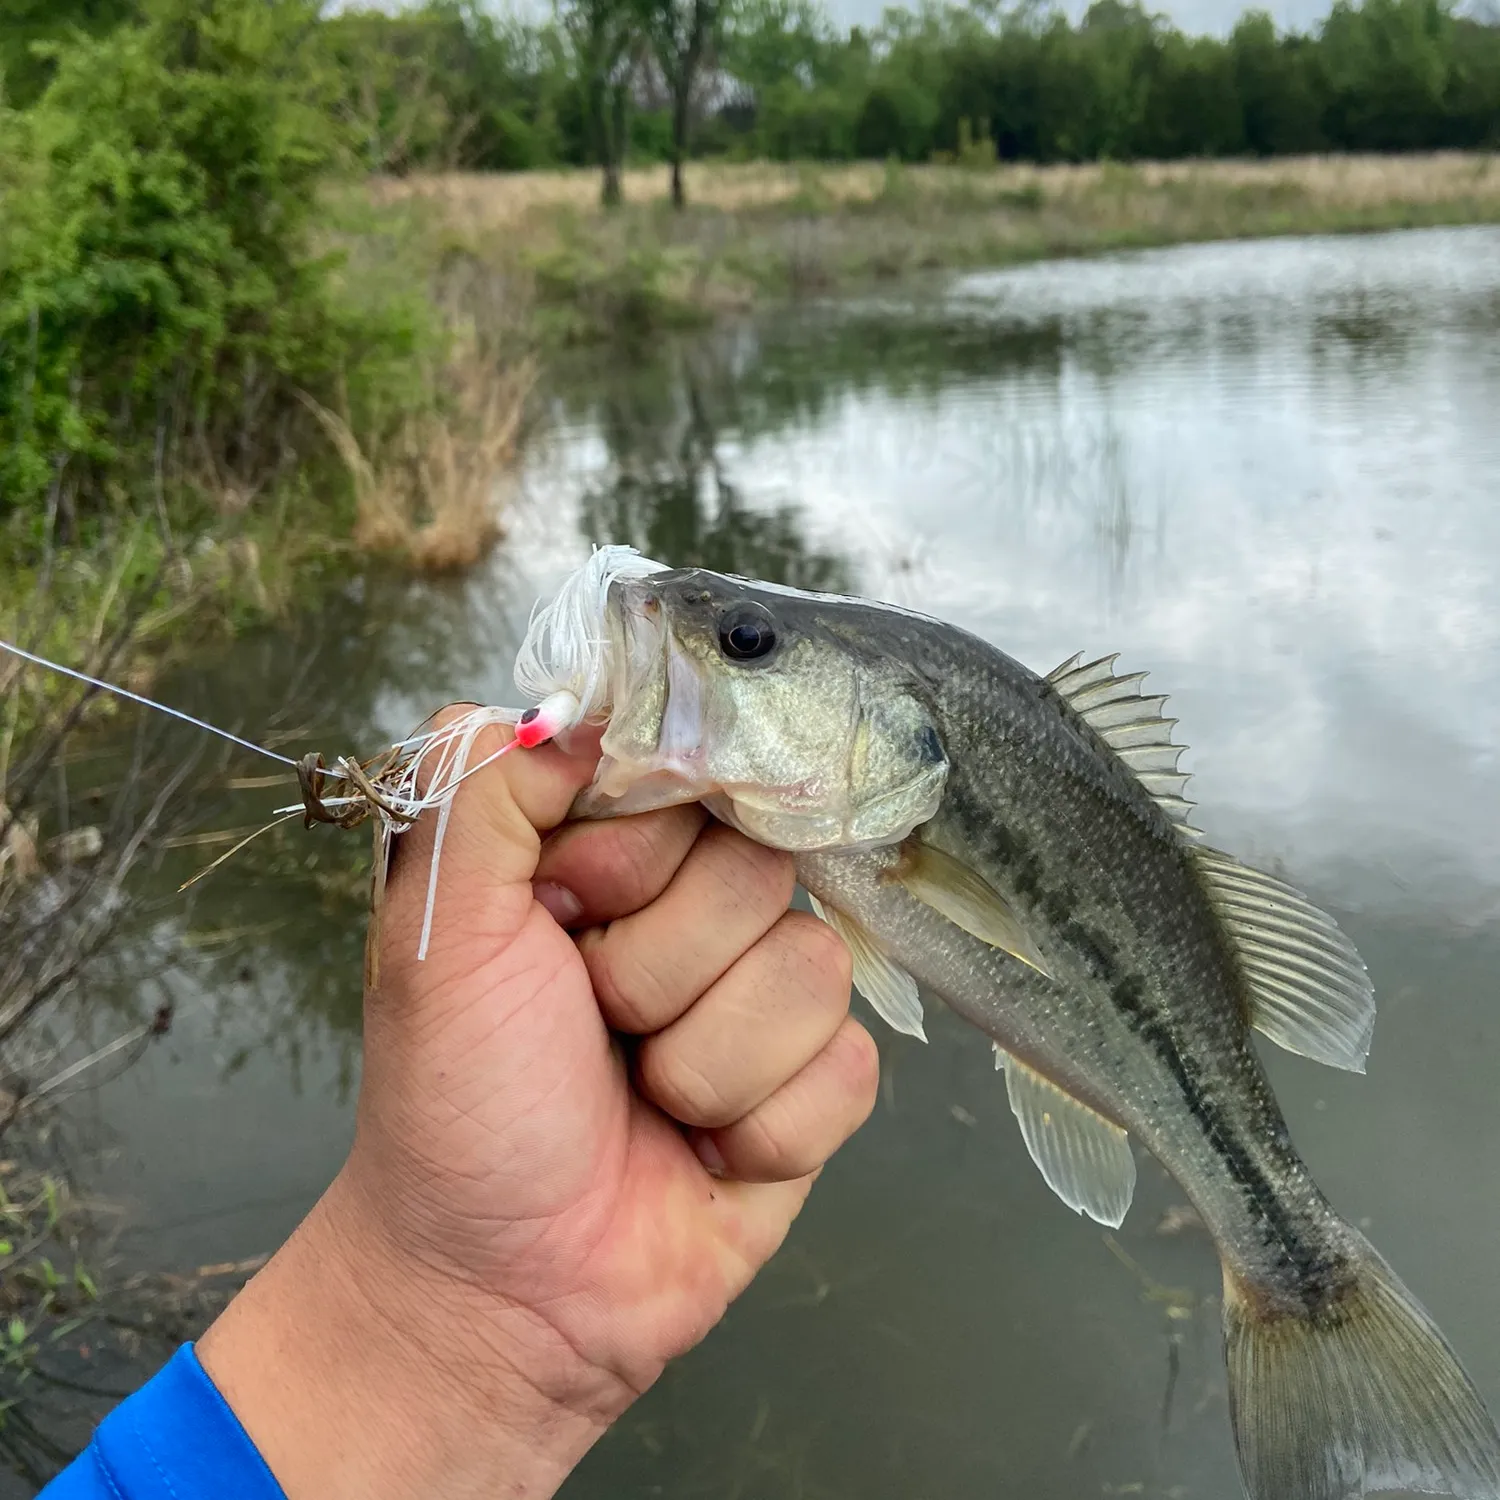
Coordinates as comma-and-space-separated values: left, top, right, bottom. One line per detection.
3, 0, 1498, 207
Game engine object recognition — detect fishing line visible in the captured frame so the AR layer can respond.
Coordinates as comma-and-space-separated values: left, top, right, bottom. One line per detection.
0, 638, 323, 776
5, 544, 664, 962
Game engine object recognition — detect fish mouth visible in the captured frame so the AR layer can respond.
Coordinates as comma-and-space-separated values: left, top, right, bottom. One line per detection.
574, 578, 714, 817
607, 576, 669, 720
611, 576, 707, 769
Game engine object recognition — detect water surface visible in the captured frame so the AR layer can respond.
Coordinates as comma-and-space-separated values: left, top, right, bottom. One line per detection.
60, 226, 1500, 1499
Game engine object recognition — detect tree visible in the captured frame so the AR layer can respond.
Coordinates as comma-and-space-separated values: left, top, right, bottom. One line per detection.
1319, 0, 1452, 149
0, 0, 139, 106
1230, 12, 1325, 154
641, 0, 730, 207
559, 0, 638, 205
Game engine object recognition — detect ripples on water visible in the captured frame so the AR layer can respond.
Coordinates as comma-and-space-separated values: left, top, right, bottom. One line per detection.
64, 227, 1500, 1500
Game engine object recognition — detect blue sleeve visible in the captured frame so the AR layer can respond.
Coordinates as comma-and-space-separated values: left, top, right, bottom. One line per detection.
40, 1344, 286, 1500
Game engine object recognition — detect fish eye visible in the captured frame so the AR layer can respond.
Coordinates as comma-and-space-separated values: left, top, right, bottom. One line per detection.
718, 603, 777, 662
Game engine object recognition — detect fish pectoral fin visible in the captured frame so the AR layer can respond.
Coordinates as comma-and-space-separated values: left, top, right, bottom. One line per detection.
890, 842, 1051, 978
1002, 1054, 1136, 1229
1191, 846, 1375, 1074
808, 895, 926, 1043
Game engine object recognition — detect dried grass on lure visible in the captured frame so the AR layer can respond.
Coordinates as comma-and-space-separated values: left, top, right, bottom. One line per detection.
271, 692, 583, 985
0, 643, 574, 987
0, 542, 666, 984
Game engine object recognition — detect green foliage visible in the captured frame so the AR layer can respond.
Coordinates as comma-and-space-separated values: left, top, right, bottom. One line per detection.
722, 0, 1500, 166
82, 0, 1483, 183
321, 1, 569, 172
528, 219, 704, 341
1320, 0, 1454, 147
0, 0, 427, 554
0, 0, 140, 108
856, 75, 941, 161
1232, 13, 1327, 154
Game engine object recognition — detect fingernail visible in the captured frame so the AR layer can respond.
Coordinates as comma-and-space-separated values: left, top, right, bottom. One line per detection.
693, 1133, 726, 1178
533, 881, 583, 927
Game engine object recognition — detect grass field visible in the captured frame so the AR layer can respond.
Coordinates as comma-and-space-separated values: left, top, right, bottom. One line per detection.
373, 153, 1500, 333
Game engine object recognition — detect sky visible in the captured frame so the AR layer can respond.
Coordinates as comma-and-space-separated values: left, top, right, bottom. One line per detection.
818, 0, 1331, 33
339, 0, 1344, 42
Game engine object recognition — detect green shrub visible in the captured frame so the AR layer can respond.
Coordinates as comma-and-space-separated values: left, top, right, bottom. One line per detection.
0, 0, 427, 556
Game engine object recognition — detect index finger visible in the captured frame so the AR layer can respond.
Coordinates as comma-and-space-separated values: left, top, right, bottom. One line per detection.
533, 804, 708, 927
385, 709, 603, 914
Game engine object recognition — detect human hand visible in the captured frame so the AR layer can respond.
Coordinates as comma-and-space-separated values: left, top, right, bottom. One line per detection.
198, 715, 878, 1500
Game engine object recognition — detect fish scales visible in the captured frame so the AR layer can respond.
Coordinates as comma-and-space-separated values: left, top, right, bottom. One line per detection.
804, 611, 1355, 1314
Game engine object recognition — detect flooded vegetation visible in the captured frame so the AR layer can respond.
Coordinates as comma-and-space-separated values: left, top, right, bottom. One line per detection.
2, 223, 1495, 1496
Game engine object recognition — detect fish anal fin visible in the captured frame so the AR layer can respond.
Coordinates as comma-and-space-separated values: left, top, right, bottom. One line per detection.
890, 842, 1051, 978
1192, 846, 1375, 1073
1002, 1054, 1136, 1228
808, 895, 926, 1042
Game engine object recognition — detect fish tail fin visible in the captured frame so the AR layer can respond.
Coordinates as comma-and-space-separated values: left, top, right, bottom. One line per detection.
1222, 1231, 1500, 1500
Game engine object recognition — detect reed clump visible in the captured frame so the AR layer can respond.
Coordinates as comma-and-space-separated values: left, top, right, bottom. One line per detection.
304, 353, 534, 574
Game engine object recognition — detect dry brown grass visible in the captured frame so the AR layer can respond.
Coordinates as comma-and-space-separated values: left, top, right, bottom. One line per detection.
373, 152, 1500, 233
302, 355, 534, 573
365, 153, 1500, 336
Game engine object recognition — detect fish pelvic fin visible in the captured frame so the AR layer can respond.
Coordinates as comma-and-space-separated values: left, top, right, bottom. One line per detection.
1002, 1054, 1136, 1228
807, 895, 927, 1042
1223, 1231, 1500, 1500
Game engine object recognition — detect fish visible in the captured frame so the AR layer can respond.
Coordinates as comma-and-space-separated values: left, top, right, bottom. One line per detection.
565, 561, 1500, 1500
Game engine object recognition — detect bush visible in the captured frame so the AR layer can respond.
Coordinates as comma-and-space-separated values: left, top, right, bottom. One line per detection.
0, 0, 426, 555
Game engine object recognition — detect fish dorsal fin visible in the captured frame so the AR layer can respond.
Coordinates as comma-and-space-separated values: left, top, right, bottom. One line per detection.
1002, 1053, 1136, 1228
1047, 652, 1202, 839
808, 895, 927, 1043
891, 842, 1051, 977
1191, 846, 1375, 1073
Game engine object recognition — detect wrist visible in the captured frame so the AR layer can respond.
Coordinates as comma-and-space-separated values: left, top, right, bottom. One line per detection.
198, 1171, 618, 1500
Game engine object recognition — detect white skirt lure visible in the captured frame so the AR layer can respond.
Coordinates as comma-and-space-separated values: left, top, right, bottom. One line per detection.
391, 545, 668, 959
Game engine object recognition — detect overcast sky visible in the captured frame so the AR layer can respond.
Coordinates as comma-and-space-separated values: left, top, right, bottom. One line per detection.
347, 0, 1369, 44
815, 0, 1334, 36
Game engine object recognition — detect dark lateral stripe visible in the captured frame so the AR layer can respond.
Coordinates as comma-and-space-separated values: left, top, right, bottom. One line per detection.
1109, 973, 1343, 1310
941, 719, 1344, 1311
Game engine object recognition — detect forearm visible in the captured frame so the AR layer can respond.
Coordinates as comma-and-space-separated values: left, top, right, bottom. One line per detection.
195, 1172, 615, 1500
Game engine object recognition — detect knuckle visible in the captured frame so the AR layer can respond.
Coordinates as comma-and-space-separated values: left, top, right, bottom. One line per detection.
588, 820, 663, 910
581, 929, 670, 1034
779, 910, 855, 1000
701, 826, 795, 912
725, 1024, 881, 1182
639, 1042, 733, 1128
735, 1097, 821, 1181
835, 1021, 882, 1120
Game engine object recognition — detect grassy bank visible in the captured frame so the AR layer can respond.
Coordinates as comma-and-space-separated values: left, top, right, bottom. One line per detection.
379, 152, 1500, 332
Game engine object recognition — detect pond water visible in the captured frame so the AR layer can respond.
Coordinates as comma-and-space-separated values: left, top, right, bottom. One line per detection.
50, 224, 1500, 1499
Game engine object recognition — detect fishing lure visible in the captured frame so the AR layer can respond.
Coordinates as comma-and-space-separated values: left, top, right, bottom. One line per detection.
0, 544, 666, 979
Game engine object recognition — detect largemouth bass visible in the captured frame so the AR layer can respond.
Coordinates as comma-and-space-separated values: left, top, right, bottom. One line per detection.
568, 563, 1500, 1500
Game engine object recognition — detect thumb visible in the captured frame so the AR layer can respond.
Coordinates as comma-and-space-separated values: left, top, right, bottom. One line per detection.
378, 710, 603, 977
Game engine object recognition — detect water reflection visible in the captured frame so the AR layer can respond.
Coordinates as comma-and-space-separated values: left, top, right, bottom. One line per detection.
575, 358, 850, 592
66, 225, 1500, 1500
